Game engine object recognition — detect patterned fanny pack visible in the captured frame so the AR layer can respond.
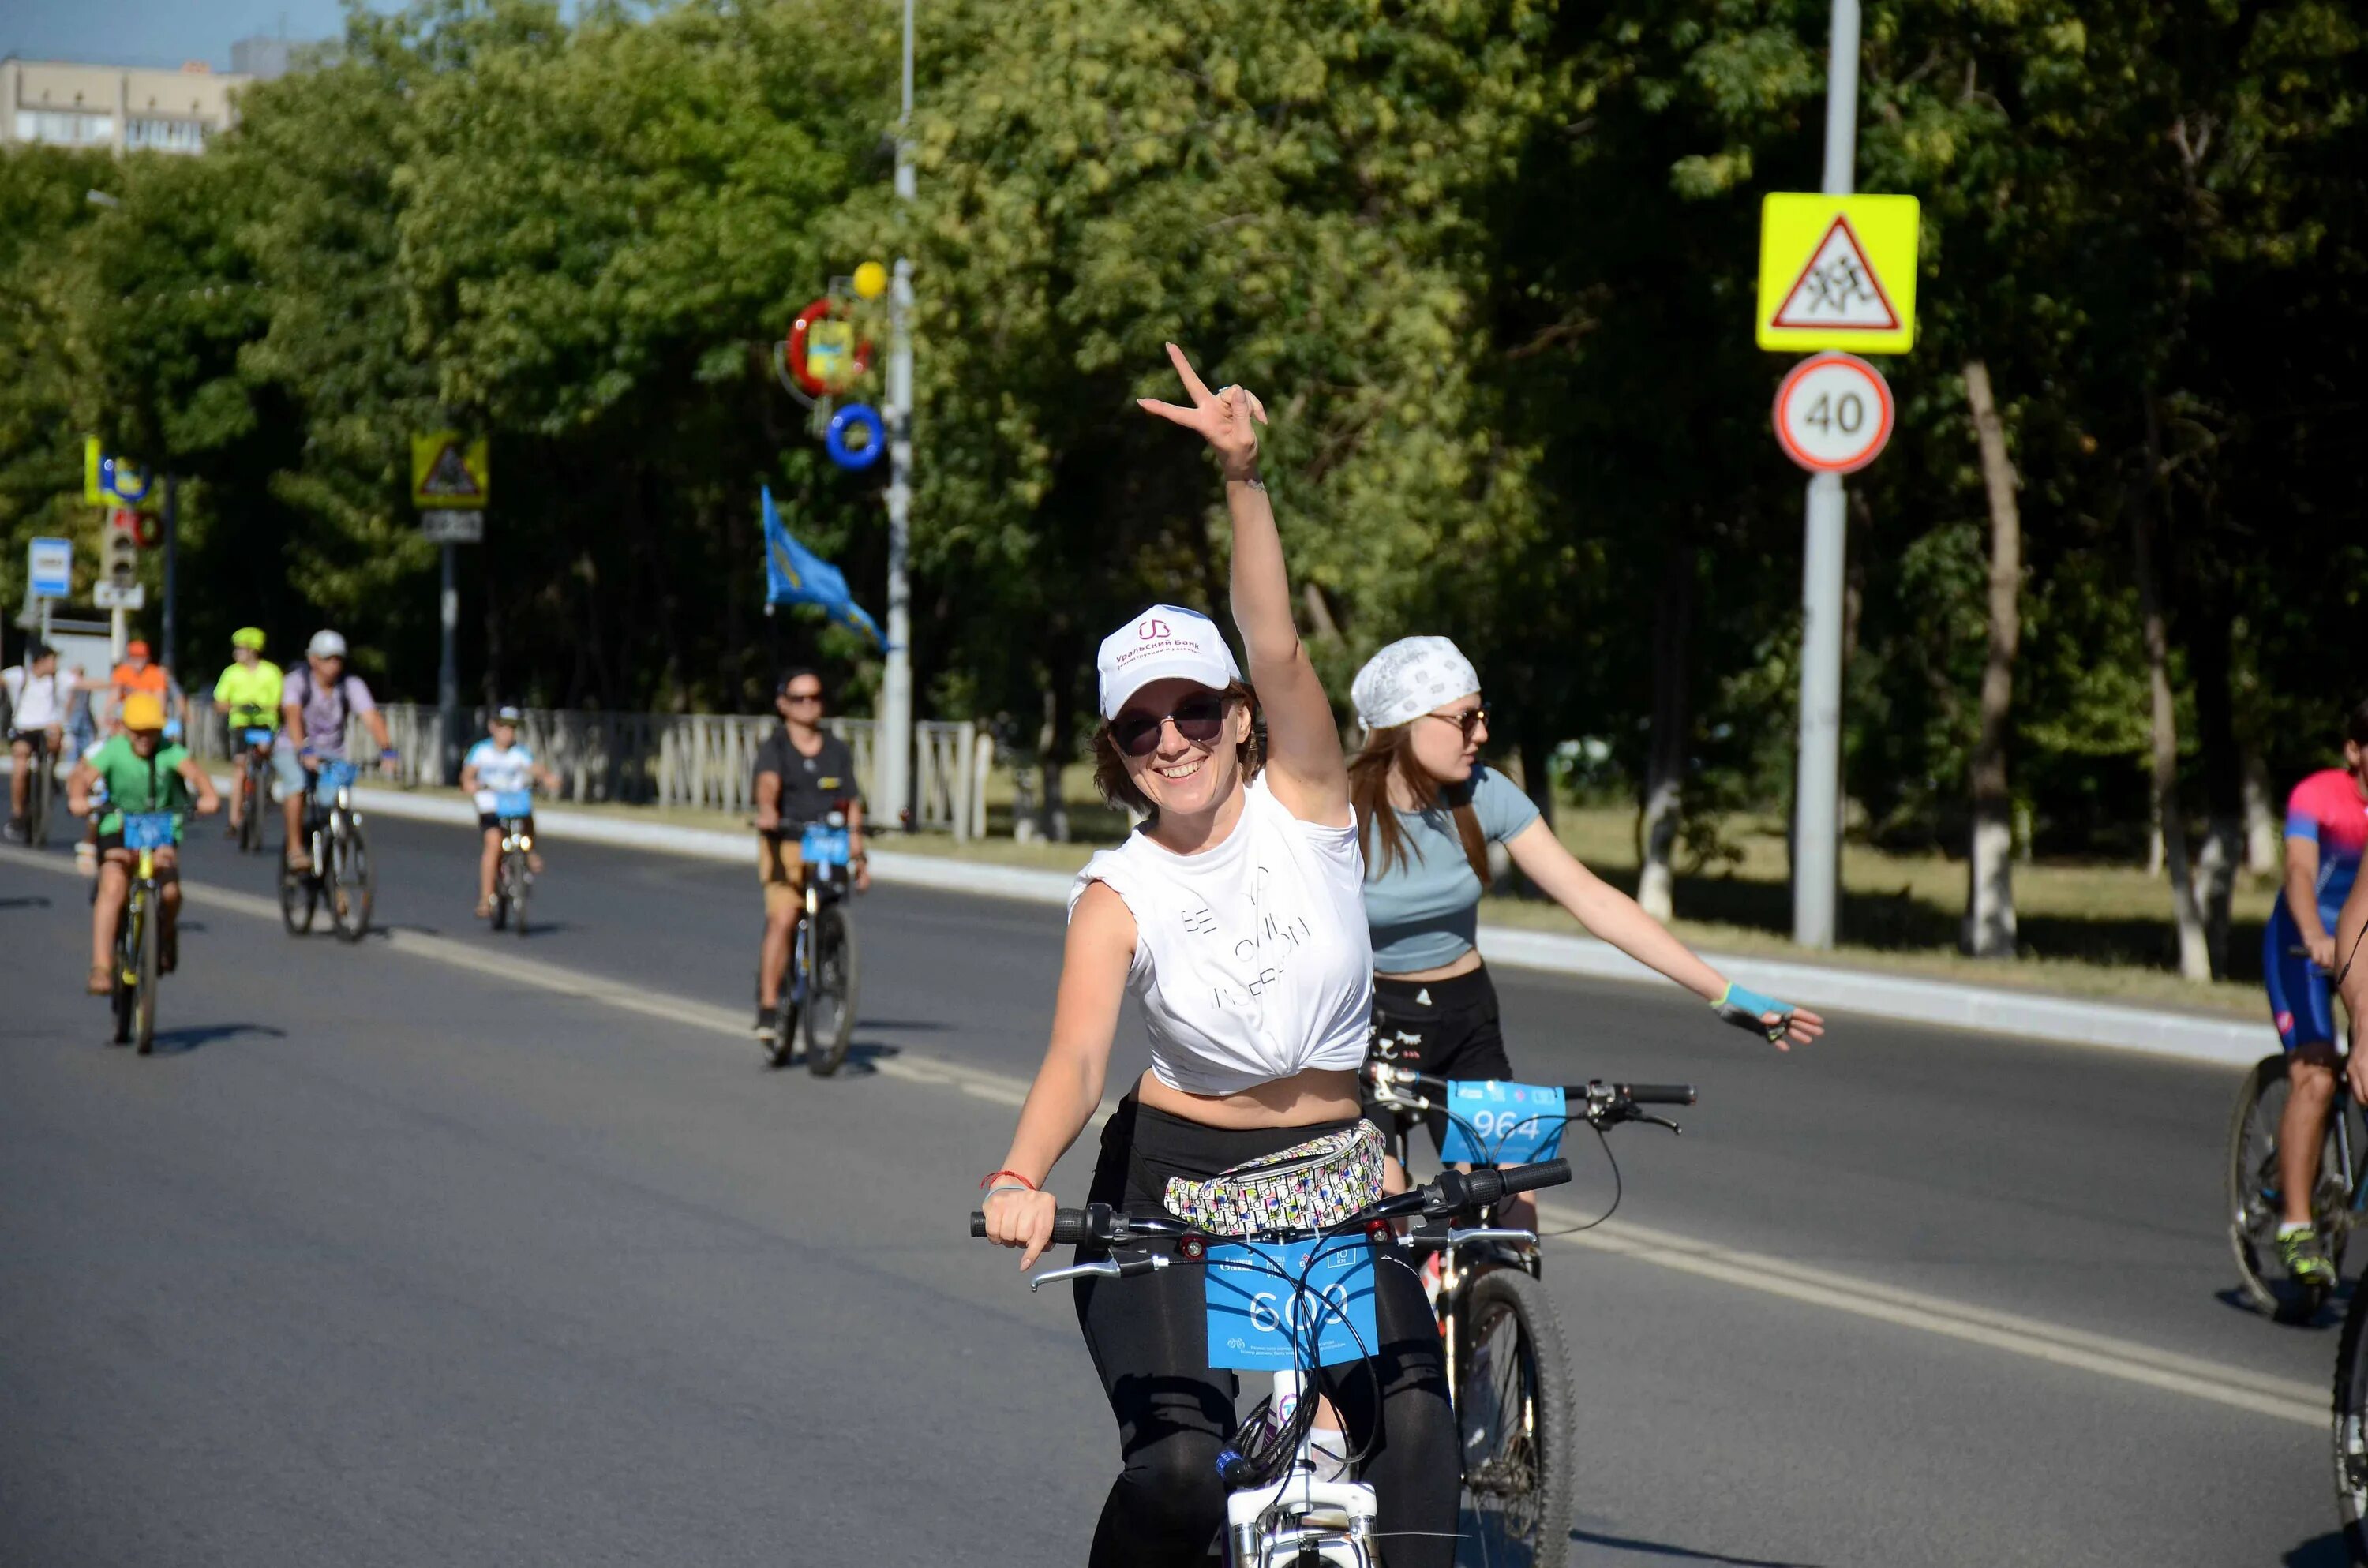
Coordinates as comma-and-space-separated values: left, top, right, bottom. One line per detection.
1163, 1121, 1387, 1237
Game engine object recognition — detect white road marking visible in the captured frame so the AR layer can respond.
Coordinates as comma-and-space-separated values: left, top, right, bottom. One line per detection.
3, 845, 2327, 1428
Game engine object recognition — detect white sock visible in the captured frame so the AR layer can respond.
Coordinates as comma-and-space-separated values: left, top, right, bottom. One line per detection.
2279, 1221, 2313, 1238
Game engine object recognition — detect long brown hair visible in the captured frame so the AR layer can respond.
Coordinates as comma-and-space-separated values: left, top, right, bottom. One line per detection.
1348, 723, 1491, 885
1092, 681, 1264, 821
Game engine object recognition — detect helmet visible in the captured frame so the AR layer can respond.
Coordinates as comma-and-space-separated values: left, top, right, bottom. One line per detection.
307, 629, 347, 659
120, 692, 167, 732
232, 627, 266, 652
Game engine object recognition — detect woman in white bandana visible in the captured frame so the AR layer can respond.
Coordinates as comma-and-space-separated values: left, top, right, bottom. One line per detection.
1347, 636, 1824, 1205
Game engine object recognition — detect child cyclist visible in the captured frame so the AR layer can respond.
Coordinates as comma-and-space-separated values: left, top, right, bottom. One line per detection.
461, 705, 560, 919
1346, 636, 1823, 1228
980, 346, 1458, 1566
66, 691, 219, 994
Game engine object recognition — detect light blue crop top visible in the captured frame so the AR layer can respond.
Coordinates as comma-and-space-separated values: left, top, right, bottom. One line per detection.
1362, 766, 1540, 972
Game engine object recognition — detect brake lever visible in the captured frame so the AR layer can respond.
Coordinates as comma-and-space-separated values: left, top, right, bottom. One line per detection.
1632, 1112, 1684, 1136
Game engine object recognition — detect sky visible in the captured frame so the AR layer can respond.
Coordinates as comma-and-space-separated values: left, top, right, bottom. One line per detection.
3, 0, 357, 70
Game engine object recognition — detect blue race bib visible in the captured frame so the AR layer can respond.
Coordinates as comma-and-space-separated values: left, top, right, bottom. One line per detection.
121, 811, 176, 851
1205, 1234, 1378, 1372
1438, 1080, 1569, 1166
242, 728, 275, 746
800, 823, 852, 866
315, 760, 358, 792
493, 790, 534, 818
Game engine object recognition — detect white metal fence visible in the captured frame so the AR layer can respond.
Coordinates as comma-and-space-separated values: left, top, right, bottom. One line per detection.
182, 702, 993, 839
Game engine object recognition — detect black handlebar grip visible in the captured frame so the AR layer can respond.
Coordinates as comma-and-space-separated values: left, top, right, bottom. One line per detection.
1621, 1083, 1698, 1106
1497, 1157, 1572, 1196
971, 1207, 1094, 1243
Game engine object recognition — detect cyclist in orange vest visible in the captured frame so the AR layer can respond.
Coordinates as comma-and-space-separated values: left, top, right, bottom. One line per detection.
106, 640, 185, 735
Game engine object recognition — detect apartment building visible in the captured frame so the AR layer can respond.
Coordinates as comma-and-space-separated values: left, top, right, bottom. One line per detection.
1, 57, 253, 156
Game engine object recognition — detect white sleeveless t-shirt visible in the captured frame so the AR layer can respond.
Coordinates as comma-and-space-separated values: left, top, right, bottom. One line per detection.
1069, 775, 1375, 1097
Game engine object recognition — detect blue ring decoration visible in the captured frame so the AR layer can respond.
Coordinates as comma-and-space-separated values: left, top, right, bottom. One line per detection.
825, 403, 886, 470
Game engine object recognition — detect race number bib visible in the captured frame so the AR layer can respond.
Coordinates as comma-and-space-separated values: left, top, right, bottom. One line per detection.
1205, 1234, 1377, 1372
493, 790, 534, 818
121, 812, 176, 851
800, 824, 852, 866
1438, 1080, 1568, 1166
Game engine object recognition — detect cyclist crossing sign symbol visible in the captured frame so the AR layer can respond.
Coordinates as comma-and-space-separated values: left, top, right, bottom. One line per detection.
1772, 353, 1894, 473
1755, 193, 1920, 354
409, 432, 490, 511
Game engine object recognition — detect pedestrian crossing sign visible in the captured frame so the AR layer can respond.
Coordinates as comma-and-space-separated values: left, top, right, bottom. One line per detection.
410, 432, 490, 510
1756, 193, 1920, 354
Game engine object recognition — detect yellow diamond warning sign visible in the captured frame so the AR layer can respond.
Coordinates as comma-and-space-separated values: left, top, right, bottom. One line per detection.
410, 432, 489, 510
1755, 193, 1920, 355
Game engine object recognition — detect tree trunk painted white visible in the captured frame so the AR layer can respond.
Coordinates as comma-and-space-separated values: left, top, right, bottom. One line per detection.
2245, 754, 2281, 874
2131, 447, 2209, 981
1961, 361, 2020, 957
1637, 548, 1692, 923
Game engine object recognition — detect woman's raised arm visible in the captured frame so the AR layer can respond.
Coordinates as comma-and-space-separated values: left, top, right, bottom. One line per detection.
1138, 342, 1347, 827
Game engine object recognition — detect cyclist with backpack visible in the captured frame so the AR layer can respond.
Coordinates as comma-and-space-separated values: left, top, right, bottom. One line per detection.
979, 346, 1457, 1567
1347, 635, 1822, 1226
277, 630, 398, 872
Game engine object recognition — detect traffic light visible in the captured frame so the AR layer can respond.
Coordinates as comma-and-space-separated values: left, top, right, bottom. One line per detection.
103, 509, 140, 590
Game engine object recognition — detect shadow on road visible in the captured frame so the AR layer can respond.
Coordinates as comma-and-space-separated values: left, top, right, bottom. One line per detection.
148, 1021, 288, 1056
856, 1018, 948, 1032
1565, 1526, 1824, 1568
2215, 1282, 2349, 1331
2284, 1532, 2350, 1566
0, 894, 54, 909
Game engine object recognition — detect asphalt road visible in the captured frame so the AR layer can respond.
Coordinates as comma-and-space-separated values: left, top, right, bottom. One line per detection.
0, 810, 2348, 1566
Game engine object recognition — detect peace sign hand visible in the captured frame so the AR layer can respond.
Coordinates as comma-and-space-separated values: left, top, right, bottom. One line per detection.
1138, 342, 1268, 480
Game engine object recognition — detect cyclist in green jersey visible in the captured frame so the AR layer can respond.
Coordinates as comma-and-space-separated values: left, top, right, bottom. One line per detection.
66, 690, 219, 995
212, 627, 284, 840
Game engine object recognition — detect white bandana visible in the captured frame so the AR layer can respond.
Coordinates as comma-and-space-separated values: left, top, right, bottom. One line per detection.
1350, 636, 1480, 731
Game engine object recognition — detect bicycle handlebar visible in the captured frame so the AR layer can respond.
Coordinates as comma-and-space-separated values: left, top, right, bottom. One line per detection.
969, 1158, 1574, 1245
1363, 1062, 1697, 1117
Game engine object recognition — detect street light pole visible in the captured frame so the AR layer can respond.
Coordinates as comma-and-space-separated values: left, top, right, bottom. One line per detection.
1790, 0, 1860, 950
876, 0, 918, 828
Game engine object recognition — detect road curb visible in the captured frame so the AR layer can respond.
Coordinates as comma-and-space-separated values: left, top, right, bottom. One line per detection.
324, 782, 2275, 1068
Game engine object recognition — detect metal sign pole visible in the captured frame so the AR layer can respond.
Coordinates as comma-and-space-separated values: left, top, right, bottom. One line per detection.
1791, 0, 1860, 950
162, 473, 178, 678
876, 0, 918, 829
439, 540, 459, 784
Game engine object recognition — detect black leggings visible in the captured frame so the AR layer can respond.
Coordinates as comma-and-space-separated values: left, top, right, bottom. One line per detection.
1072, 1095, 1458, 1566
1365, 965, 1513, 1158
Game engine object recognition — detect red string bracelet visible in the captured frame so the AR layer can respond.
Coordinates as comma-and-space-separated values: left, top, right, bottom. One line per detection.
979, 1169, 1038, 1192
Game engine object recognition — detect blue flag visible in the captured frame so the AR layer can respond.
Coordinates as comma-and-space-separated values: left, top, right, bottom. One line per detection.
761, 485, 884, 649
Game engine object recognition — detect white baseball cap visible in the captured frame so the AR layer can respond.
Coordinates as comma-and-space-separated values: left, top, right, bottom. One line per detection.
1096, 604, 1242, 720
307, 628, 348, 659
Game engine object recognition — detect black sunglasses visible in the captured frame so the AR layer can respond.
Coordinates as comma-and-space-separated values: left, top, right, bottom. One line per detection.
1111, 694, 1230, 758
1425, 705, 1489, 741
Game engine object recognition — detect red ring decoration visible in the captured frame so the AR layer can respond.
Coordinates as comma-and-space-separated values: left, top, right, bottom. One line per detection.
785, 298, 875, 397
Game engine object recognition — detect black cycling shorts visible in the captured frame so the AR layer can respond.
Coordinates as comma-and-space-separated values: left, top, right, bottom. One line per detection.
478, 812, 535, 833
1365, 964, 1513, 1157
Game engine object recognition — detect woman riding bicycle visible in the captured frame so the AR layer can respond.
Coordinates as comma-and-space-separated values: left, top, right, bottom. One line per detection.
1348, 636, 1824, 1222
979, 346, 1457, 1566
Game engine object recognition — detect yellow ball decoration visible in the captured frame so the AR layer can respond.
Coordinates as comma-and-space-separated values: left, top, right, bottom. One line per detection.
852, 260, 890, 300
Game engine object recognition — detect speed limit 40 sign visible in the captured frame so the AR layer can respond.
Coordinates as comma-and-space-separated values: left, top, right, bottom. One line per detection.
1773, 352, 1894, 473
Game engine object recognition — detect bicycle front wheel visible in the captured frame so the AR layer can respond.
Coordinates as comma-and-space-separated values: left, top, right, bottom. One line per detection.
28, 746, 51, 847
803, 903, 859, 1076
133, 889, 159, 1054
239, 762, 265, 853
2227, 1053, 2352, 1320
1458, 1267, 1578, 1568
500, 850, 530, 938
110, 907, 136, 1046
2337, 1285, 2368, 1559
329, 818, 373, 943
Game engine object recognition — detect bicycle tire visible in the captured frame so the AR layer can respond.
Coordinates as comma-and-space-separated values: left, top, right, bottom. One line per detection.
110, 904, 136, 1046
330, 817, 373, 943
2227, 1052, 2352, 1321
803, 903, 859, 1076
1457, 1267, 1578, 1568
504, 851, 530, 939
133, 887, 159, 1055
238, 761, 266, 854
2336, 1284, 2368, 1562
28, 743, 51, 848
768, 992, 800, 1070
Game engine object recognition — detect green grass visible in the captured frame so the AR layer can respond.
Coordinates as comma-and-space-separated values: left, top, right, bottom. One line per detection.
419, 778, 2276, 1020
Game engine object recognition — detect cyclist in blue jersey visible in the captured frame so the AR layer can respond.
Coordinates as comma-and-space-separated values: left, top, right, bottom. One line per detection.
2264, 700, 2368, 1287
